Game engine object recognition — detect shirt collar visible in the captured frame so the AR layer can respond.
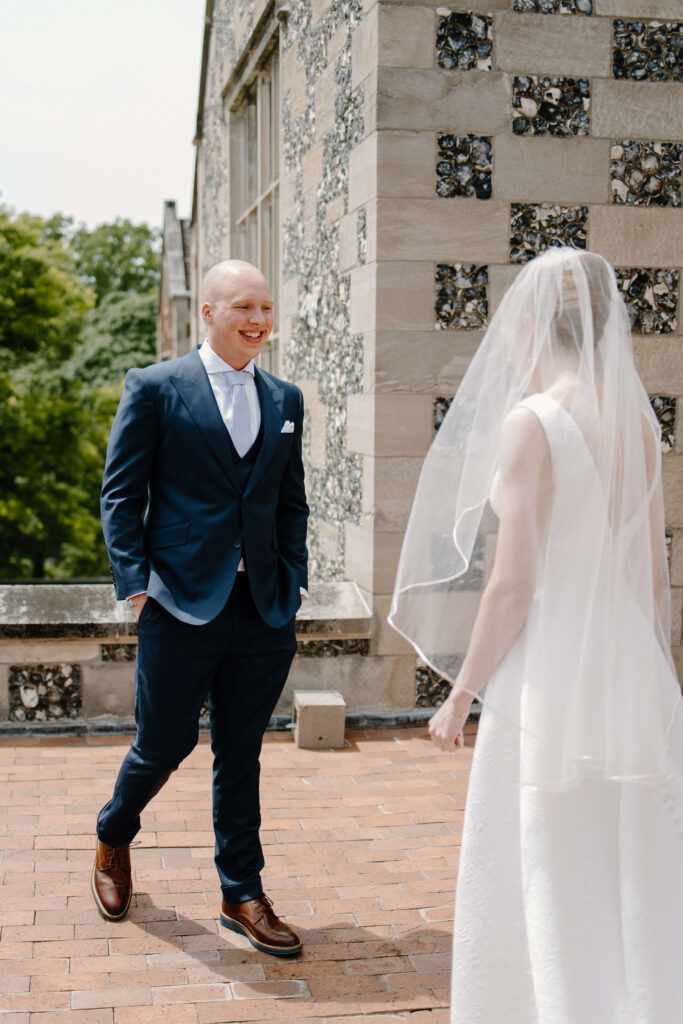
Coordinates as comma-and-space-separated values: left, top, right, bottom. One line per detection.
199, 339, 256, 377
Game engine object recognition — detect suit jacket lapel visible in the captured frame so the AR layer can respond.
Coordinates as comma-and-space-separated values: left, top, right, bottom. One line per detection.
169, 348, 240, 493
244, 368, 285, 498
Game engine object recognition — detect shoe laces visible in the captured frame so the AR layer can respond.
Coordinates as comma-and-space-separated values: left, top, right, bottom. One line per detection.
102, 840, 139, 871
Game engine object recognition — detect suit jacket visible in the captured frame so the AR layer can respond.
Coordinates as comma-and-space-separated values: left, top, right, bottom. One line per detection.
101, 346, 308, 628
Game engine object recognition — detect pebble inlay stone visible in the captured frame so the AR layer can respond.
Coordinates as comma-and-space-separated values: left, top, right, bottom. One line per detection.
435, 264, 489, 330
512, 76, 590, 137
613, 20, 683, 82
416, 664, 456, 707
436, 135, 493, 199
650, 396, 677, 453
611, 141, 682, 207
514, 0, 592, 12
615, 267, 679, 334
9, 663, 82, 722
510, 203, 588, 263
436, 12, 493, 71
297, 638, 370, 656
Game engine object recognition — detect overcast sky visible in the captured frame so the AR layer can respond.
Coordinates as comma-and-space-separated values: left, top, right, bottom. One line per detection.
1, 0, 206, 230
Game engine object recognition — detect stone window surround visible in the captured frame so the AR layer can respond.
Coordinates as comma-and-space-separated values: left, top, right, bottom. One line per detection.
225, 13, 283, 375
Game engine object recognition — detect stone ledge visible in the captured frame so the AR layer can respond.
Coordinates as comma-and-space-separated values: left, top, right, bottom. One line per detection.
0, 581, 373, 641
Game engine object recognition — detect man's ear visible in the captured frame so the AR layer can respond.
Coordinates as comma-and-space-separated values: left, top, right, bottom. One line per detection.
201, 302, 212, 323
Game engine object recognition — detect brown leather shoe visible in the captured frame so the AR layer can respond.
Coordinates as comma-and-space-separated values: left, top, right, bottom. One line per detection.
90, 839, 133, 921
220, 894, 302, 956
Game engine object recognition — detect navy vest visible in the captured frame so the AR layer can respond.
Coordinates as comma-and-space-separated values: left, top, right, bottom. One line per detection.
226, 419, 264, 492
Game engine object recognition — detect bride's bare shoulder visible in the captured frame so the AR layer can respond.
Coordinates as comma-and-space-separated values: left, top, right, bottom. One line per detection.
500, 404, 549, 470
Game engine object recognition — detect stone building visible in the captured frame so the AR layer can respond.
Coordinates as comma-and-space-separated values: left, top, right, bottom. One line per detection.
160, 0, 683, 712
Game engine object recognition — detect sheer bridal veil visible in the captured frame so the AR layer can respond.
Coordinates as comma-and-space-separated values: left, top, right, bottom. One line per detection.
389, 247, 681, 788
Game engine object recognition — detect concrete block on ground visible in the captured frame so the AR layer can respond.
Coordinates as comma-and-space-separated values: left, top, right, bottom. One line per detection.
293, 690, 347, 749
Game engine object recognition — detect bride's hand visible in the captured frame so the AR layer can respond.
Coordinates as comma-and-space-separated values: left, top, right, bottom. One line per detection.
428, 689, 473, 752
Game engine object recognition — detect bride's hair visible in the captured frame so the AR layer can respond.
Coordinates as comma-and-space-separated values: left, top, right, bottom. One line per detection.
555, 251, 614, 350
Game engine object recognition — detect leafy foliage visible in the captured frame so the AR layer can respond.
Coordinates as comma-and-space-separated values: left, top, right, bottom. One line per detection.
0, 206, 161, 579
0, 206, 93, 368
68, 290, 157, 387
0, 370, 120, 578
70, 217, 160, 304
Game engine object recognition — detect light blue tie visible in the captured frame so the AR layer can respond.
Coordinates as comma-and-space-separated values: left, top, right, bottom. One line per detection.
224, 369, 252, 457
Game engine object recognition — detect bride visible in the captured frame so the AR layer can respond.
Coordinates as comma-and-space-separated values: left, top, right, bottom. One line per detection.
389, 248, 682, 1023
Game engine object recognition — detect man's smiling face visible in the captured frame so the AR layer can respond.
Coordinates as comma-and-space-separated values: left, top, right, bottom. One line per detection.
202, 262, 274, 369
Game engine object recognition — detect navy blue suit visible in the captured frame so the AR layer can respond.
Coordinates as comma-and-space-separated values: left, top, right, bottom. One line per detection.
97, 346, 308, 902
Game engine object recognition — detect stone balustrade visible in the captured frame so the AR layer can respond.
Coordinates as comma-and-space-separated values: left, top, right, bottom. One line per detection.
0, 582, 378, 730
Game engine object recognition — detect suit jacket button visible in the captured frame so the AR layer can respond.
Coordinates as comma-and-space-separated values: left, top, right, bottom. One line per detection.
233, 538, 242, 548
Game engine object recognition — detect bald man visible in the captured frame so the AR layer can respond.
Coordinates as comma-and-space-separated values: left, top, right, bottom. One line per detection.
93, 261, 308, 955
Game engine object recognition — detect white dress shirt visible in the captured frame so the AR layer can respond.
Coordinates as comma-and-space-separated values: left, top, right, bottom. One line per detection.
199, 339, 260, 447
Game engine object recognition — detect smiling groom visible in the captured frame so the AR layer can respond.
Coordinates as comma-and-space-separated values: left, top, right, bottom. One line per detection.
92, 260, 308, 956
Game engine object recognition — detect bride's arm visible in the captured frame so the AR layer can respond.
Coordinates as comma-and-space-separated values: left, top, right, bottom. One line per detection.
429, 408, 551, 751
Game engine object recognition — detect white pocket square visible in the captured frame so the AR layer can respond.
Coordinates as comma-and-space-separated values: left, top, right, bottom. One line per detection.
281, 420, 295, 434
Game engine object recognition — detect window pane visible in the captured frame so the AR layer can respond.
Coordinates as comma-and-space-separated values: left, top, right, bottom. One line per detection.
248, 211, 258, 265
272, 53, 280, 181
260, 73, 272, 191
246, 89, 257, 207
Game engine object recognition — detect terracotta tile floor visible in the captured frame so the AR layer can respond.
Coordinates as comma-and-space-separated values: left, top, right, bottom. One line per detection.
0, 725, 476, 1023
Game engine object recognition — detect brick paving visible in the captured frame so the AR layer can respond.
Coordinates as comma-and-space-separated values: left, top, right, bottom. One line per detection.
0, 724, 476, 1023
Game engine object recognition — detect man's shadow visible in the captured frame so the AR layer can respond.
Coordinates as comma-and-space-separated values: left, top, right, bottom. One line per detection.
124, 897, 453, 1008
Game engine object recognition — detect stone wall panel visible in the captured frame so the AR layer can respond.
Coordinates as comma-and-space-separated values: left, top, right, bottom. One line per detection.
495, 136, 610, 203
592, 81, 683, 139
495, 12, 612, 76
590, 207, 683, 265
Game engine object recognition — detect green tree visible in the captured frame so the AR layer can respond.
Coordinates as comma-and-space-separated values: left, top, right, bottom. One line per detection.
70, 217, 160, 304
0, 370, 120, 579
0, 205, 93, 368
68, 290, 157, 387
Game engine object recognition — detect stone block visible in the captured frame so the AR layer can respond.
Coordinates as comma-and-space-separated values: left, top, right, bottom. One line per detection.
375, 261, 435, 333
494, 137, 610, 205
590, 208, 683, 269
369, 455, 424, 533
671, 530, 683, 588
592, 82, 683, 141
280, 653, 416, 712
325, 193, 346, 226
316, 520, 341, 564
488, 264, 523, 318
345, 521, 374, 591
340, 211, 359, 273
634, 338, 683, 396
671, 587, 683, 647
376, 131, 437, 200
299, 379, 327, 469
371, 593, 415, 657
595, 0, 683, 15
349, 133, 378, 211
376, 68, 511, 133
364, 199, 377, 265
353, 1, 378, 90
0, 640, 101, 664
287, 64, 309, 123
495, 12, 612, 77
292, 690, 347, 748
374, 329, 482, 394
347, 393, 434, 456
350, 262, 377, 334
663, 458, 683, 528
378, 5, 435, 71
377, 198, 510, 263
82, 663, 136, 719
314, 61, 338, 136
671, 645, 683, 687
0, 665, 8, 719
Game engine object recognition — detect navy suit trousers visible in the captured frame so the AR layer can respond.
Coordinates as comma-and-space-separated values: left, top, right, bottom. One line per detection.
96, 575, 297, 903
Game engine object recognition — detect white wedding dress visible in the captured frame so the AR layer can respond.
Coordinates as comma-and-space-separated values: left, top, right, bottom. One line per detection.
450, 395, 683, 1024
